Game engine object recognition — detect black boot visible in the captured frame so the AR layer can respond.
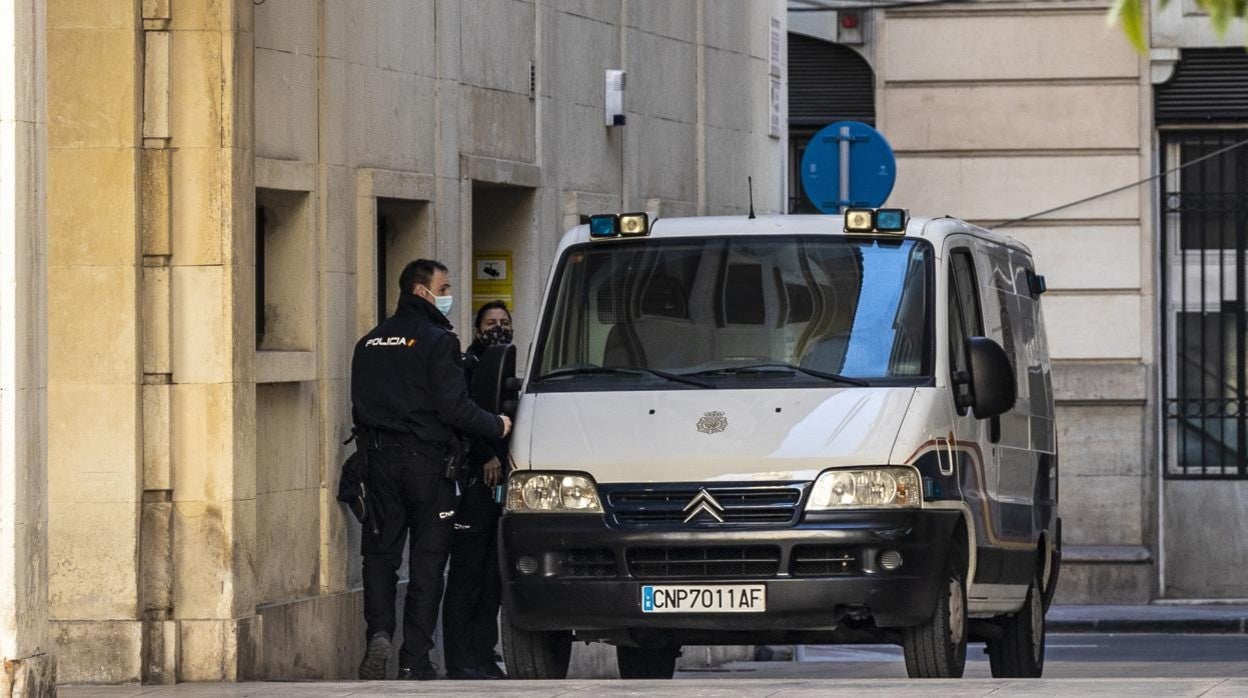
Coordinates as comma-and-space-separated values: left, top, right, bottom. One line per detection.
478, 661, 507, 679
397, 657, 438, 681
358, 632, 390, 680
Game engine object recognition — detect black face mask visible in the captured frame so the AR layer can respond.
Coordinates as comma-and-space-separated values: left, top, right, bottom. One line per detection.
480, 325, 513, 347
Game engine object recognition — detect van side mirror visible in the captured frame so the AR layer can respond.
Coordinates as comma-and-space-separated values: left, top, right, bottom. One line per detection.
966, 336, 1016, 420
469, 344, 520, 418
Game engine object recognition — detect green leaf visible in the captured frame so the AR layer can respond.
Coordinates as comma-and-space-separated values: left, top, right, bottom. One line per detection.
1109, 0, 1147, 53
1192, 0, 1248, 38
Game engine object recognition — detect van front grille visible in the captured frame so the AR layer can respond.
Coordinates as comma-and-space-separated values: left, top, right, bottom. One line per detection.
790, 545, 858, 576
563, 548, 619, 578
605, 483, 805, 527
627, 545, 781, 579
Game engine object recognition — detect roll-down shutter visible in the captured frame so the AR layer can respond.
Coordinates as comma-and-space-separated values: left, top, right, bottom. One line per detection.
788, 33, 874, 127
1156, 48, 1248, 124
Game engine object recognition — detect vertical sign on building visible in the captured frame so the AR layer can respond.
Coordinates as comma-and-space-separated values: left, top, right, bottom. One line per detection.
472, 251, 514, 313
768, 18, 783, 139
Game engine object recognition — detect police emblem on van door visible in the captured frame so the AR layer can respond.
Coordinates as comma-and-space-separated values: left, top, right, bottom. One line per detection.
696, 411, 727, 434
683, 489, 725, 523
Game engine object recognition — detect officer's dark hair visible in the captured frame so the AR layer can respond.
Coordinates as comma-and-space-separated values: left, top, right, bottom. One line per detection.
474, 300, 511, 331
398, 259, 448, 296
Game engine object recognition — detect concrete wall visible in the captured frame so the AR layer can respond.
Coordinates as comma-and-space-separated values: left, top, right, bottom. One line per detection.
42, 0, 786, 683
874, 2, 1156, 602
0, 0, 54, 695
1152, 0, 1247, 49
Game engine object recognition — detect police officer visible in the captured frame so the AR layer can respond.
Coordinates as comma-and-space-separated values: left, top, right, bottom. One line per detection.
351, 259, 511, 681
441, 301, 514, 679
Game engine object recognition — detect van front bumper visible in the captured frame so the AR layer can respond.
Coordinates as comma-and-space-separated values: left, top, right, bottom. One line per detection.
500, 508, 961, 633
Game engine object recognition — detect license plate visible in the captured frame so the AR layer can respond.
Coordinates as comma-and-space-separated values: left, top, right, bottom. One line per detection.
641, 584, 766, 613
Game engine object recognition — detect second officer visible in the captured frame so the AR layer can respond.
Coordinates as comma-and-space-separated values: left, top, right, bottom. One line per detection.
441, 301, 515, 679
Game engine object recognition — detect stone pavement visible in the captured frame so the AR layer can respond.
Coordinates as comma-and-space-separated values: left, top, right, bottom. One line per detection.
1048, 604, 1248, 633
56, 606, 1248, 696
56, 678, 1248, 697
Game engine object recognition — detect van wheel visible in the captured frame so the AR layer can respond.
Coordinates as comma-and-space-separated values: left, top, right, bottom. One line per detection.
501, 611, 572, 679
986, 571, 1046, 678
902, 538, 967, 678
616, 645, 680, 679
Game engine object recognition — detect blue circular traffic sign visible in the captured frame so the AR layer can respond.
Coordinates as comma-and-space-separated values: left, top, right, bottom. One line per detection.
800, 121, 896, 213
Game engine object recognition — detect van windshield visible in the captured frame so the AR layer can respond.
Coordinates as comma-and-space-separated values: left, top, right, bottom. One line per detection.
531, 235, 932, 390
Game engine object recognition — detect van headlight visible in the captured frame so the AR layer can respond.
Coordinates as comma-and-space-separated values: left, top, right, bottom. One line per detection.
506, 472, 603, 513
806, 467, 922, 510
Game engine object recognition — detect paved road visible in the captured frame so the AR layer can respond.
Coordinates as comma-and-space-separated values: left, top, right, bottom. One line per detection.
708, 633, 1248, 679
61, 634, 1248, 697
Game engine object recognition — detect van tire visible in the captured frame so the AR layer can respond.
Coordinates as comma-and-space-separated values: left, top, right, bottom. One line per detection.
501, 611, 572, 680
616, 645, 680, 679
902, 537, 968, 678
986, 571, 1046, 678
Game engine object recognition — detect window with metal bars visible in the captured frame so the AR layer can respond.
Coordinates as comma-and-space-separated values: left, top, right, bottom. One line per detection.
1161, 130, 1248, 479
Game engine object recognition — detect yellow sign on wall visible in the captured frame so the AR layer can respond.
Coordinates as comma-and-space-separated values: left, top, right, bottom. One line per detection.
471, 250, 513, 314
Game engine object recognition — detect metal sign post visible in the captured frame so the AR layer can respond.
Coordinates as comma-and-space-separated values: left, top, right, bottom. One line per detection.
800, 120, 897, 214
839, 125, 851, 214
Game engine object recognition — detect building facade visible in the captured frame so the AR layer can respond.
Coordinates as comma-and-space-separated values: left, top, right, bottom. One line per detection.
31, 0, 786, 685
787, 0, 1248, 604
7, 0, 1248, 692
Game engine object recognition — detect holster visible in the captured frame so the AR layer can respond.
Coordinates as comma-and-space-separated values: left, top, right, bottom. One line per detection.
441, 435, 470, 482
336, 428, 379, 535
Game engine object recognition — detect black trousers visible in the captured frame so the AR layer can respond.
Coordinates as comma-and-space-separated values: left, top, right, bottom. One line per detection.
360, 446, 457, 668
441, 482, 502, 671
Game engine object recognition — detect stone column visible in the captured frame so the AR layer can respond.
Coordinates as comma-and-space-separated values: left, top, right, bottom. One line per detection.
164, 0, 256, 681
0, 0, 54, 695
45, 0, 145, 682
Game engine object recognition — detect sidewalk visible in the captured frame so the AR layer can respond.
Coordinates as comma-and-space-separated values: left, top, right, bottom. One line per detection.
1048, 603, 1248, 633
53, 678, 1248, 697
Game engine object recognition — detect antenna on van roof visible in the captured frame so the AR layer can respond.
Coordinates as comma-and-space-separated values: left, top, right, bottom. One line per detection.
747, 176, 756, 220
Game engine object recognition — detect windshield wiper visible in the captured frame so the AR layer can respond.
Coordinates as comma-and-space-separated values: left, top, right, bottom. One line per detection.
687, 362, 869, 387
537, 366, 714, 389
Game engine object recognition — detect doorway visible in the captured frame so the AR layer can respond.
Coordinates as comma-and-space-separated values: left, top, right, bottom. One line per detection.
470, 182, 537, 370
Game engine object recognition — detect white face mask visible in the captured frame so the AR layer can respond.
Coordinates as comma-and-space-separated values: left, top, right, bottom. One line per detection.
420, 285, 453, 316
433, 294, 454, 316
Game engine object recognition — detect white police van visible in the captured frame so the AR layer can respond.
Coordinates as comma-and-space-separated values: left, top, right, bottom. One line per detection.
495, 210, 1060, 680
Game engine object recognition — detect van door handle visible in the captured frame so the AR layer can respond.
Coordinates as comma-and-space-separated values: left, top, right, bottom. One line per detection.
939, 435, 955, 476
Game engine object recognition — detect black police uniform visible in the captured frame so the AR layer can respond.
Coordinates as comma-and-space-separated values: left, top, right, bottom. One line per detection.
441, 337, 508, 677
350, 291, 504, 673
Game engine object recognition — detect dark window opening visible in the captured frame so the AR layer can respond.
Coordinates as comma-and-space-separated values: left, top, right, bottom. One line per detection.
256, 206, 266, 348
377, 212, 389, 323
787, 33, 875, 213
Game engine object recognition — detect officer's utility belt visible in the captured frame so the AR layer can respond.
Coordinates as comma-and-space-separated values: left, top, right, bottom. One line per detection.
359, 428, 467, 481
364, 430, 444, 459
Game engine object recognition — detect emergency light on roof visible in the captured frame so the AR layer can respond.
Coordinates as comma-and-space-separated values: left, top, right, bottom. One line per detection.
843, 207, 908, 234
619, 212, 649, 236
588, 214, 618, 238
875, 209, 907, 232
844, 209, 874, 232
588, 212, 650, 239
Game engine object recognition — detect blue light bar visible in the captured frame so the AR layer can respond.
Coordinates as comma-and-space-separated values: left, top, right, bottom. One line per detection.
589, 214, 618, 238
874, 209, 908, 233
